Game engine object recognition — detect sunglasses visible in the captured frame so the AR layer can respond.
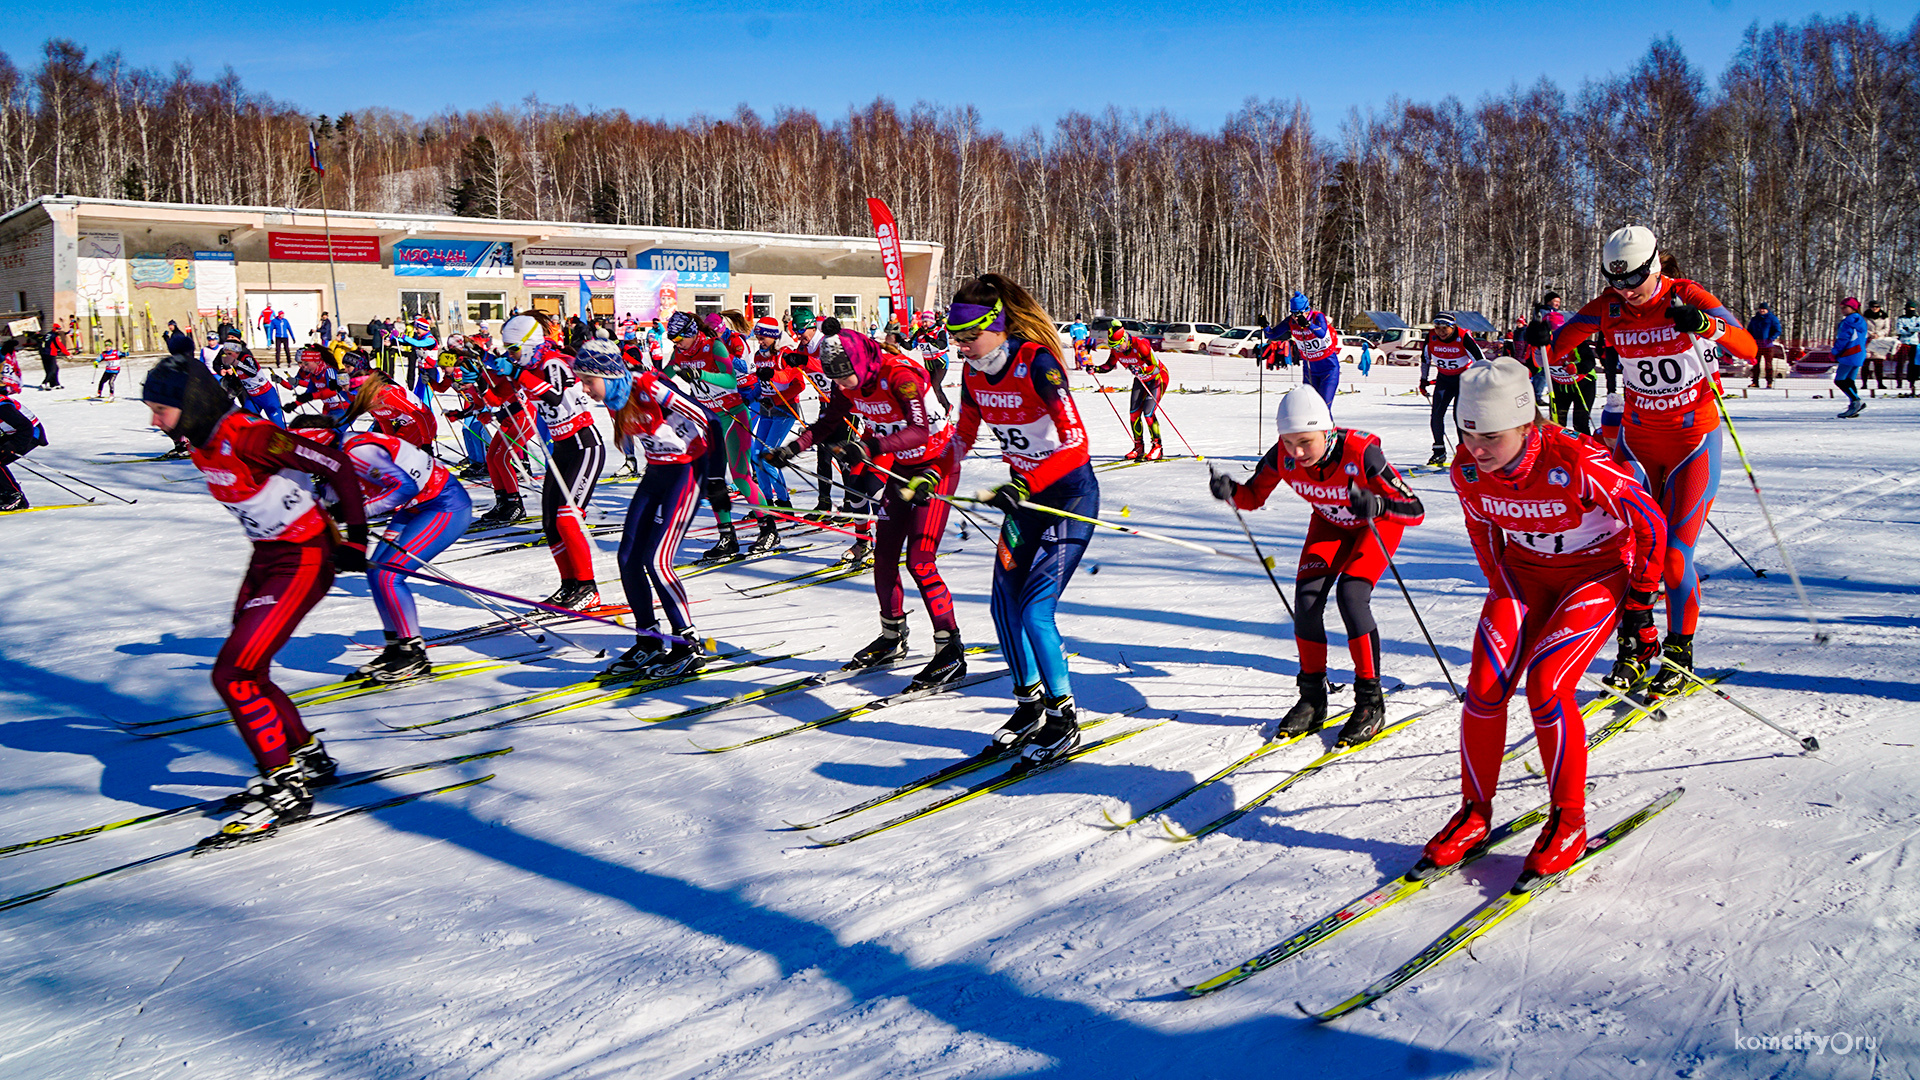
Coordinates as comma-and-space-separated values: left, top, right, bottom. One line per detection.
1603, 256, 1656, 291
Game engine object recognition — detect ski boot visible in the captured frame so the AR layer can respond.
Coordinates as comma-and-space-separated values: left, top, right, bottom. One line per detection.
1123, 441, 1145, 461
990, 682, 1046, 753
1839, 400, 1866, 418
747, 516, 781, 555
845, 615, 909, 669
907, 629, 967, 690
210, 763, 315, 845
1645, 633, 1694, 698
1333, 677, 1387, 747
159, 444, 192, 461
643, 632, 708, 678
1021, 694, 1081, 764
1426, 445, 1449, 467
812, 494, 834, 514
1414, 798, 1494, 876
457, 463, 489, 481
469, 492, 524, 531
698, 529, 740, 564
356, 632, 400, 678
1144, 440, 1164, 461
603, 635, 666, 678
1516, 805, 1588, 887
0, 492, 27, 512
1268, 672, 1328, 739
362, 636, 429, 684
291, 735, 339, 787
542, 579, 600, 611
1603, 633, 1650, 691
838, 538, 873, 566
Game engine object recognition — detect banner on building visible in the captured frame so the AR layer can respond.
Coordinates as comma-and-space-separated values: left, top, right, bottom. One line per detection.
634, 248, 728, 289
612, 268, 679, 322
866, 198, 910, 324
523, 246, 625, 289
267, 232, 380, 262
394, 239, 514, 277
76, 231, 130, 317
194, 250, 237, 316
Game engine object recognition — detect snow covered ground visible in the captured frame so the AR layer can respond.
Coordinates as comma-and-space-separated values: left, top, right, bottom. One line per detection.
0, 354, 1913, 1080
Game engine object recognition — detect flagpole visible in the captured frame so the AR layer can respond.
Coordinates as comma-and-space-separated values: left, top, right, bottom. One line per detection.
312, 125, 342, 348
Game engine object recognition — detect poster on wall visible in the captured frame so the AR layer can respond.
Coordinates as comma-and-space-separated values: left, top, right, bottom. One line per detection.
131, 242, 196, 290
194, 251, 237, 316
523, 246, 624, 290
267, 232, 380, 262
394, 239, 514, 277
612, 268, 678, 322
76, 231, 130, 317
634, 248, 728, 289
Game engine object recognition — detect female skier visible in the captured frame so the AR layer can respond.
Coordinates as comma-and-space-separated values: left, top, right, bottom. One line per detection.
1285, 292, 1343, 407
666, 311, 774, 560
141, 355, 369, 832
1209, 386, 1425, 746
1541, 225, 1756, 695
941, 273, 1096, 762
1421, 357, 1667, 884
1090, 322, 1168, 460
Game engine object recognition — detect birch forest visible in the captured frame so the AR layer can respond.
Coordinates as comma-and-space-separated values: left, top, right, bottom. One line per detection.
0, 16, 1912, 342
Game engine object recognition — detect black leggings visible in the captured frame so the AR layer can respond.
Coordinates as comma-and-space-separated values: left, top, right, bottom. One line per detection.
1428, 373, 1460, 448
1553, 377, 1595, 435
543, 429, 605, 581
1296, 574, 1381, 678
97, 370, 118, 396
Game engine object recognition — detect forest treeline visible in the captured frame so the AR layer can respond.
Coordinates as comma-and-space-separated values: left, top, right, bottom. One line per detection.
0, 15, 1912, 341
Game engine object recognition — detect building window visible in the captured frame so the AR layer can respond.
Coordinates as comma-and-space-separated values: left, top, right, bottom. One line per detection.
833, 294, 860, 320
466, 291, 506, 324
400, 290, 443, 322
694, 293, 724, 317
787, 294, 817, 320
746, 293, 773, 320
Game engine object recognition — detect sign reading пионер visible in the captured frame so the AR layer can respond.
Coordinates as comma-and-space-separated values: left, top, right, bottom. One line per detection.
635, 248, 729, 288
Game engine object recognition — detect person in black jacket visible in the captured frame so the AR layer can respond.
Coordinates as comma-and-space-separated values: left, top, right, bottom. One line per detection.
0, 393, 47, 510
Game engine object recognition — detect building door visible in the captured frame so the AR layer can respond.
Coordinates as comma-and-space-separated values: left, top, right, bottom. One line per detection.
243, 290, 323, 350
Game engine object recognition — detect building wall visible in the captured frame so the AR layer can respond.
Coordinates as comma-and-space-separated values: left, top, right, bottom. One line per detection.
0, 220, 53, 320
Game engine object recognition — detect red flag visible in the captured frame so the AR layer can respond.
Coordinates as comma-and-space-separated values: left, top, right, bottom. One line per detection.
865, 198, 909, 326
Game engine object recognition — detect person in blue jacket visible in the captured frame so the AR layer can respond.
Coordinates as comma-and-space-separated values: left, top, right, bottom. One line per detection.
1833, 296, 1870, 418
268, 309, 296, 366
1746, 301, 1782, 389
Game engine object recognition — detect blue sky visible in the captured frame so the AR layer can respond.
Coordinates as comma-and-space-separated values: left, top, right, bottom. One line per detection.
10, 1, 1919, 134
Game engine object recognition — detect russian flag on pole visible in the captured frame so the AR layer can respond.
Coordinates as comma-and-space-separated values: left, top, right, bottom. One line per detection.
307, 128, 325, 174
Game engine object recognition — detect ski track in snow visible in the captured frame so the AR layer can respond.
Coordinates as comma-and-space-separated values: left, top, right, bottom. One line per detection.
0, 363, 1915, 1079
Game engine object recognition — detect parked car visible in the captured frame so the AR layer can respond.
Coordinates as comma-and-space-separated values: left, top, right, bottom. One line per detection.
1161, 322, 1228, 352
1203, 325, 1266, 357
1139, 322, 1169, 350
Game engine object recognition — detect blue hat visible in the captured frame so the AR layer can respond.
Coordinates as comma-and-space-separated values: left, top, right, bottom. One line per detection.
1288, 291, 1312, 314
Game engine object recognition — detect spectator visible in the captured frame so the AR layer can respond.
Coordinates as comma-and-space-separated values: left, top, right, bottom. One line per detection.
1526, 292, 1564, 406
1863, 299, 1895, 389
319, 311, 333, 345
267, 308, 296, 365
1746, 301, 1782, 389
36, 328, 61, 389
163, 320, 195, 358
1896, 300, 1920, 396
1833, 297, 1869, 418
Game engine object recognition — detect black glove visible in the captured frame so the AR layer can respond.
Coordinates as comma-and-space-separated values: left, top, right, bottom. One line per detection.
1668, 301, 1710, 336
333, 527, 369, 573
444, 407, 470, 421
0, 449, 17, 467
1208, 471, 1238, 502
1347, 481, 1387, 522
1523, 320, 1554, 347
1619, 591, 1660, 661
1418, 379, 1431, 397
761, 441, 801, 469
829, 439, 868, 467
986, 476, 1029, 514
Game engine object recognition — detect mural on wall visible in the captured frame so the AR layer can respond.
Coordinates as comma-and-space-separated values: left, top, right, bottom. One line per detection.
130, 242, 195, 290
612, 269, 678, 321
76, 231, 130, 317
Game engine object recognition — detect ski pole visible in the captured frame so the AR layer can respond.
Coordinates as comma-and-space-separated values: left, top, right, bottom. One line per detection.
1213, 471, 1294, 619
950, 490, 1277, 569
1705, 517, 1764, 578
1149, 389, 1201, 458
377, 541, 591, 655
383, 566, 708, 648
12, 460, 96, 503
849, 452, 997, 538
1363, 509, 1462, 701
1712, 388, 1825, 642
30, 463, 138, 504
1665, 659, 1820, 752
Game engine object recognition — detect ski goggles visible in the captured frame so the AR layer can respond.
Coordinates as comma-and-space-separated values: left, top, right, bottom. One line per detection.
1602, 254, 1656, 291
946, 300, 1004, 337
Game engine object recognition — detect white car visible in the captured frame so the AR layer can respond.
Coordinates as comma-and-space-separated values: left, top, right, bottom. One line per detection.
1203, 326, 1266, 357
1160, 322, 1227, 352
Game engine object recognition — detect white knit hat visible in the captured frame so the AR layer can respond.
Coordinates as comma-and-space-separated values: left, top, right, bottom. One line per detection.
1456, 359, 1537, 432
1274, 386, 1333, 434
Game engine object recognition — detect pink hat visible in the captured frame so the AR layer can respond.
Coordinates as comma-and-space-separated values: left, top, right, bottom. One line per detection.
1842, 297, 1861, 310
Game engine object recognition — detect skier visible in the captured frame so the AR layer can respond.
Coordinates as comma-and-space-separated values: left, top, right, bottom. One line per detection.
1417, 313, 1484, 465
141, 356, 369, 830
666, 311, 775, 560
500, 314, 606, 609
942, 274, 1097, 762
353, 369, 437, 448
582, 356, 713, 678
468, 325, 543, 530
0, 390, 46, 511
429, 347, 492, 477
1421, 357, 1667, 884
1090, 322, 1169, 460
212, 335, 286, 427
909, 310, 955, 413
1285, 292, 1343, 407
749, 316, 806, 509
1832, 297, 1869, 418
1, 339, 23, 397
1209, 387, 1425, 746
1541, 225, 1756, 695
94, 341, 124, 399
1549, 333, 1599, 435
764, 321, 967, 686
790, 309, 874, 521
281, 347, 349, 426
